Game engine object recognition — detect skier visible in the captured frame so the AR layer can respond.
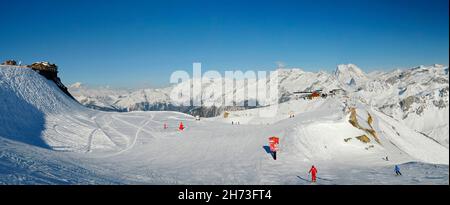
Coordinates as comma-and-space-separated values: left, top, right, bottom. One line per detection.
179, 122, 185, 131
268, 136, 279, 160
163, 123, 168, 129
395, 165, 402, 176
269, 141, 278, 160
308, 165, 318, 183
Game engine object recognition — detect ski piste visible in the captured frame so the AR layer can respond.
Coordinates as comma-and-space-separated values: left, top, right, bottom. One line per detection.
0, 66, 448, 185
297, 175, 332, 185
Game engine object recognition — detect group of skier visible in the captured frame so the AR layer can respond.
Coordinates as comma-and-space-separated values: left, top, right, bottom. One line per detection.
168, 123, 404, 184
304, 164, 402, 183
267, 136, 403, 183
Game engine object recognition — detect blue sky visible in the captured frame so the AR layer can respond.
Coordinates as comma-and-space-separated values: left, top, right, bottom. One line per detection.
1, 0, 448, 88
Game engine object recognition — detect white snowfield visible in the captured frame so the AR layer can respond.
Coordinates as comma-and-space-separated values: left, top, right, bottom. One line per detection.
0, 67, 448, 184
70, 64, 450, 149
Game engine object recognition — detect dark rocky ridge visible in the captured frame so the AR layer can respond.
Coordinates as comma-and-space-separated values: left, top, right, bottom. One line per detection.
26, 61, 77, 101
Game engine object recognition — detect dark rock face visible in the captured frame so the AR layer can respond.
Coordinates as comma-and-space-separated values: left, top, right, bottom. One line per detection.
385, 76, 399, 85
399, 96, 418, 112
2, 60, 17, 66
29, 62, 77, 101
53, 77, 77, 101
33, 69, 57, 79
348, 78, 356, 86
28, 62, 58, 73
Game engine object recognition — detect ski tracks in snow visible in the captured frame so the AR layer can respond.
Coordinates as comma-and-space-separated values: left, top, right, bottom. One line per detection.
86, 128, 98, 153
97, 113, 157, 157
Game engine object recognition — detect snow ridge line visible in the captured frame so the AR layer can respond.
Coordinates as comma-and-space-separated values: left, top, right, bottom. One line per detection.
86, 128, 98, 153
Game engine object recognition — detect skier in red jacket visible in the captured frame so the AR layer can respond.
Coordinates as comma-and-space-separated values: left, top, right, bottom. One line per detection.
268, 137, 279, 160
309, 165, 318, 183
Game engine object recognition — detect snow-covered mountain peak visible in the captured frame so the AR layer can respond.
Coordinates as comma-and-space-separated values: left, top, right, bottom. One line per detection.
334, 64, 368, 86
70, 82, 83, 89
278, 67, 304, 72
335, 64, 365, 75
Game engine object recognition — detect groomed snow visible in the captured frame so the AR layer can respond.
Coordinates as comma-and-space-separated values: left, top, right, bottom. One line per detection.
0, 66, 448, 184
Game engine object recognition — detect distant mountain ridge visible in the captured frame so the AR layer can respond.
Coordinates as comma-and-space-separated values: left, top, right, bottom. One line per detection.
69, 64, 449, 147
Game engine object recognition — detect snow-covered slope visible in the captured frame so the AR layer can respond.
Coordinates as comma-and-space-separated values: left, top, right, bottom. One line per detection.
69, 64, 449, 148
356, 65, 449, 147
214, 96, 448, 164
1, 65, 448, 184
0, 67, 91, 149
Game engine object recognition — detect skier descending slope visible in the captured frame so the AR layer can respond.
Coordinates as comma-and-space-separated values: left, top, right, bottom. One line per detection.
269, 136, 279, 160
395, 165, 402, 176
309, 165, 318, 183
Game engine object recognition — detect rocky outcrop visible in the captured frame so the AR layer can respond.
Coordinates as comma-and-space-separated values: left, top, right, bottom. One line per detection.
356, 135, 370, 143
2, 60, 17, 66
28, 62, 58, 78
348, 108, 381, 144
27, 62, 76, 101
399, 96, 419, 112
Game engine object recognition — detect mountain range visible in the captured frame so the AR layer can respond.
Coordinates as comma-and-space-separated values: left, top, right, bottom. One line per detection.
69, 64, 449, 147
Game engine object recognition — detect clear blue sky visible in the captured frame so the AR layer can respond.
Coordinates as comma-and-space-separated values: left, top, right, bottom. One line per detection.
1, 0, 448, 88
